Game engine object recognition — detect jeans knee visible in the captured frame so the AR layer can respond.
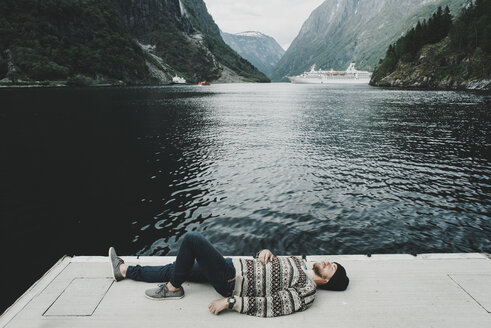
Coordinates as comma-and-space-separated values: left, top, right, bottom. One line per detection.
182, 232, 203, 245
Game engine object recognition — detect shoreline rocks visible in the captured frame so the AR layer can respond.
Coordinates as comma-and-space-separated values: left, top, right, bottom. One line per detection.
370, 38, 491, 91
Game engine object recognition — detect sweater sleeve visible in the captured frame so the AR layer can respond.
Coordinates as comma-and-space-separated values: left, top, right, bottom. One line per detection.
232, 286, 316, 317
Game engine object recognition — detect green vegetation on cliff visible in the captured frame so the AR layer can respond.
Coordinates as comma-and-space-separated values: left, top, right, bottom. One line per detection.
0, 0, 148, 83
180, 0, 269, 82
270, 0, 467, 82
0, 0, 268, 84
449, 0, 491, 53
115, 0, 221, 83
371, 6, 453, 81
371, 0, 491, 88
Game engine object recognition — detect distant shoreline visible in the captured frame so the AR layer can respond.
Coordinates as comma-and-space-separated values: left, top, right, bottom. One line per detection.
0, 81, 270, 88
2, 80, 489, 90
370, 79, 491, 91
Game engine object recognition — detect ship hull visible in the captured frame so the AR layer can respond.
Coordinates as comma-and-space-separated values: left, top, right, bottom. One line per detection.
288, 76, 370, 84
288, 63, 372, 84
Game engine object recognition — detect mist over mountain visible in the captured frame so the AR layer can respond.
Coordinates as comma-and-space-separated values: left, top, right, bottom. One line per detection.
0, 0, 269, 85
270, 0, 468, 81
221, 31, 285, 76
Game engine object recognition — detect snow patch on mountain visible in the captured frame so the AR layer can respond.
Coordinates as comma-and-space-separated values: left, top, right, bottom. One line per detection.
235, 31, 266, 38
221, 30, 285, 77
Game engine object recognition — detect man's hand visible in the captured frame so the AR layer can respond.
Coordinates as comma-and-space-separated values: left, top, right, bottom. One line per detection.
208, 298, 229, 315
258, 249, 274, 264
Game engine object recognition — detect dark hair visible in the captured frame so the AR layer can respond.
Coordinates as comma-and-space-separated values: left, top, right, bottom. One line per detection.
318, 262, 349, 291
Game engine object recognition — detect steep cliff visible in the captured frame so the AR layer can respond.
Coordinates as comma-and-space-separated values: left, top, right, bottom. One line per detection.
180, 0, 269, 82
0, 0, 148, 84
370, 38, 490, 89
0, 0, 268, 85
370, 1, 491, 90
270, 0, 468, 81
115, 0, 219, 83
221, 31, 285, 77
115, 0, 268, 83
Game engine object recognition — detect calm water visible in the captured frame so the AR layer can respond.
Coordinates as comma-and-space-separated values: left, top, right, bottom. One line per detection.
1, 83, 490, 310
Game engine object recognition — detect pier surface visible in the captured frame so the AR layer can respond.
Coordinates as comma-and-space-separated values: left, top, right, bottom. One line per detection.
1, 253, 490, 328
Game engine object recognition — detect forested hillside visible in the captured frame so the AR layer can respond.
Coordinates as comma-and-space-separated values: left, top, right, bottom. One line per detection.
270, 0, 467, 82
0, 0, 269, 85
179, 0, 269, 82
0, 0, 148, 84
371, 6, 453, 81
370, 0, 491, 89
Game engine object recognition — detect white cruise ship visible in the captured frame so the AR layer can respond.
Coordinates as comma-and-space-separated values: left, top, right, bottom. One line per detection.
288, 63, 372, 84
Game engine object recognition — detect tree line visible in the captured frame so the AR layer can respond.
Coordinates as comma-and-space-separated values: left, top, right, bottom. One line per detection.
450, 0, 491, 53
372, 0, 491, 81
0, 0, 269, 84
0, 0, 148, 84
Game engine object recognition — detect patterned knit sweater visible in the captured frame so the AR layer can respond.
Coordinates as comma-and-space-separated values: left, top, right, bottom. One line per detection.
230, 256, 317, 317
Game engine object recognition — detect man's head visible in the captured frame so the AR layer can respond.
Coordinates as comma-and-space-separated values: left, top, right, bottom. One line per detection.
312, 261, 349, 291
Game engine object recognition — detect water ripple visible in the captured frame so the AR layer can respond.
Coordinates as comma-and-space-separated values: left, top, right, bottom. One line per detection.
116, 84, 491, 256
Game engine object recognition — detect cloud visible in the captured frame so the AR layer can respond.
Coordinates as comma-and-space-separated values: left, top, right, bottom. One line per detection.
203, 0, 325, 50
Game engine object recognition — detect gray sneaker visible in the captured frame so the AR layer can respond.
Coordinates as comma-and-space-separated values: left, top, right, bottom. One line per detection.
108, 247, 124, 282
145, 283, 185, 300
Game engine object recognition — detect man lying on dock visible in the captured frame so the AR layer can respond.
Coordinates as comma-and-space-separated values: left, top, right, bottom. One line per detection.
109, 232, 349, 317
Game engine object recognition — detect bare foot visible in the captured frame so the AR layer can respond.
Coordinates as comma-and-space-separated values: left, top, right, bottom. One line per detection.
120, 263, 128, 278
166, 282, 181, 292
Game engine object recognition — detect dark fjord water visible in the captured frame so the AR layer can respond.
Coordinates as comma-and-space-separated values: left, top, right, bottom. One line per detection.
1, 83, 490, 310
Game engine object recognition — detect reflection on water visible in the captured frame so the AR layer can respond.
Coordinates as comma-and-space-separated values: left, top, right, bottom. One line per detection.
113, 84, 490, 256
1, 83, 490, 311
1, 85, 490, 256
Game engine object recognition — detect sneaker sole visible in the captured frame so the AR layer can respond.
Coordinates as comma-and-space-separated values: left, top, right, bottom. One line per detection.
144, 293, 184, 301
108, 247, 118, 282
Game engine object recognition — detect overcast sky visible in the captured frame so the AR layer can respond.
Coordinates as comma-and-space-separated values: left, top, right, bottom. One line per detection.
203, 0, 325, 50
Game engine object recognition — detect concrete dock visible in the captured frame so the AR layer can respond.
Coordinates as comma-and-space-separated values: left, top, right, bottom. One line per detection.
1, 253, 490, 327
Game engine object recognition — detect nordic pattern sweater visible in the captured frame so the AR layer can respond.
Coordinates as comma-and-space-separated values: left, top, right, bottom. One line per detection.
230, 256, 317, 317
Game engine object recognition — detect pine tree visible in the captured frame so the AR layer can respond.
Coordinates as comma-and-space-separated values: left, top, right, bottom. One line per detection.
372, 3, 478, 82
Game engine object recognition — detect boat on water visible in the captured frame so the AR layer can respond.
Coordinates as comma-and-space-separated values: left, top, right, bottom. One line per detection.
288, 63, 372, 84
172, 75, 186, 84
198, 81, 210, 86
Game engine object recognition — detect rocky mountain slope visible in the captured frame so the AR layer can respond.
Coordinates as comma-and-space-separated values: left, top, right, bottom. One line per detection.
370, 1, 491, 90
221, 31, 285, 77
0, 0, 269, 85
270, 0, 468, 81
370, 38, 490, 89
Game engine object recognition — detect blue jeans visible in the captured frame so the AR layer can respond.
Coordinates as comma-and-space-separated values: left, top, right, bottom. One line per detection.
126, 232, 236, 297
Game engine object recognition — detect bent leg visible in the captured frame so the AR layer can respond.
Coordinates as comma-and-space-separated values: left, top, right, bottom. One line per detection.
126, 261, 208, 283
126, 264, 173, 283
171, 232, 235, 296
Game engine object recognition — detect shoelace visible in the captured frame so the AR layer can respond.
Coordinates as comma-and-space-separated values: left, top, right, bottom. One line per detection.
156, 284, 168, 295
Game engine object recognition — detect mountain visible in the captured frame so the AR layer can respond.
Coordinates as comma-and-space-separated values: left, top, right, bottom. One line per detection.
270, 0, 469, 81
221, 31, 285, 76
0, 0, 269, 85
370, 1, 491, 90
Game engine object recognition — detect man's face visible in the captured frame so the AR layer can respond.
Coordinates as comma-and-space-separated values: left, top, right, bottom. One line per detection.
313, 261, 337, 281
